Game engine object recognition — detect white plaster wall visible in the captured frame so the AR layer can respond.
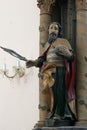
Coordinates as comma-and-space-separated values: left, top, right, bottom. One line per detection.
0, 0, 39, 130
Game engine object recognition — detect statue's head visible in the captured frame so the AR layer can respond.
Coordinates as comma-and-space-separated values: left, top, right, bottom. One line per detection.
49, 22, 62, 37
48, 22, 62, 44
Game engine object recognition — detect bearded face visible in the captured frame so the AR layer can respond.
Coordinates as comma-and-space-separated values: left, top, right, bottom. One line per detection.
48, 23, 59, 44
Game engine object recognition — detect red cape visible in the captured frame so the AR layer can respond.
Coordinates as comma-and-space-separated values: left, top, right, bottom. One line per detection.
65, 59, 76, 101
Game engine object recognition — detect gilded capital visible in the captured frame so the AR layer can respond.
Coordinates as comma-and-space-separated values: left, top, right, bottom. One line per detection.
76, 0, 87, 11
37, 0, 56, 14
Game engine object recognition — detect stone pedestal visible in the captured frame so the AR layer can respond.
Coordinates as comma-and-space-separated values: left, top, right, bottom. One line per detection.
33, 126, 87, 130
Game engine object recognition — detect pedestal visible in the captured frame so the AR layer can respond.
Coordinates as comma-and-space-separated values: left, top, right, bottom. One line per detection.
33, 126, 87, 130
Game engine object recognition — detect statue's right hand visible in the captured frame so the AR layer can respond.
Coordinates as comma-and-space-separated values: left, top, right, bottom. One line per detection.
26, 60, 36, 68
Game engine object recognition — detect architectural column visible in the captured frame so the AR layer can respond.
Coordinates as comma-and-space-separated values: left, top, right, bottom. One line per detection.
37, 0, 56, 127
76, 0, 87, 126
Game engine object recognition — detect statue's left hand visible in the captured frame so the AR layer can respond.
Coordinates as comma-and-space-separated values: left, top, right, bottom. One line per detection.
55, 45, 72, 57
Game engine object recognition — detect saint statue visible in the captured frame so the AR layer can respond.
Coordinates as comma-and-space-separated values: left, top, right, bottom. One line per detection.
26, 22, 76, 126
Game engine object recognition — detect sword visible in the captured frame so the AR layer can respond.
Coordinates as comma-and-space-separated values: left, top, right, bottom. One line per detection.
0, 46, 28, 61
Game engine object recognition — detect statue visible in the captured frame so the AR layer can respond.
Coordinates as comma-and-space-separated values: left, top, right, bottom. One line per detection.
26, 22, 77, 126
0, 22, 76, 126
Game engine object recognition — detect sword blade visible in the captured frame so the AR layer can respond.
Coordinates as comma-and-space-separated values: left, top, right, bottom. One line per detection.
0, 46, 28, 61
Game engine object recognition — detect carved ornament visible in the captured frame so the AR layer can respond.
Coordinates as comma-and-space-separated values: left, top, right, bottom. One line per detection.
38, 104, 50, 111
37, 0, 56, 14
39, 25, 46, 32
